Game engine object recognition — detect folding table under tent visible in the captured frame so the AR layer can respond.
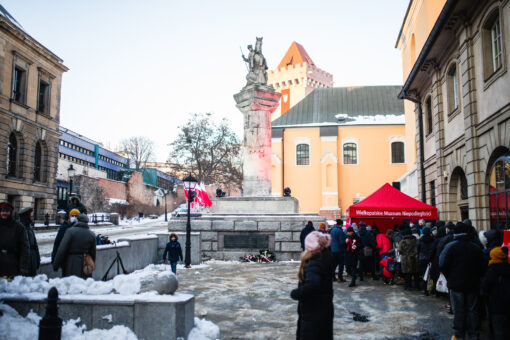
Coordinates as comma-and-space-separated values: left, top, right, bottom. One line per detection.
346, 183, 438, 233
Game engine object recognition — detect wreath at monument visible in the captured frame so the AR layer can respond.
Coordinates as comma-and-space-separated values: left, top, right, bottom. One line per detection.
241, 249, 275, 263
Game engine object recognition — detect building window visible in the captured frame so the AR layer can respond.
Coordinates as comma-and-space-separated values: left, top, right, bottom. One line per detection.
430, 181, 436, 207
12, 66, 27, 104
447, 64, 460, 114
391, 142, 405, 164
425, 96, 433, 135
34, 142, 42, 182
489, 155, 510, 230
343, 143, 357, 165
482, 11, 503, 79
296, 144, 309, 165
37, 80, 50, 114
7, 132, 18, 177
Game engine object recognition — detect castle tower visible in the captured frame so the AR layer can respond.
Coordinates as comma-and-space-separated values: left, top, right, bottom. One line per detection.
268, 42, 333, 120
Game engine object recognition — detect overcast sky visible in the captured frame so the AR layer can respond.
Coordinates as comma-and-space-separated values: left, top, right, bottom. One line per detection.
3, 0, 409, 161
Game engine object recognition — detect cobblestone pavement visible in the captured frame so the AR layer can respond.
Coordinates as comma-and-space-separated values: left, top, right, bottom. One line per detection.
177, 261, 454, 340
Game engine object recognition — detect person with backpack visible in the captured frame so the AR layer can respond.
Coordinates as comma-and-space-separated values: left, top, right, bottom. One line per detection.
439, 222, 486, 340
53, 214, 96, 278
379, 254, 395, 285
481, 246, 510, 340
163, 233, 183, 274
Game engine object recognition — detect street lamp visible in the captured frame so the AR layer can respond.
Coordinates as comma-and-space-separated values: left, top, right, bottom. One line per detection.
182, 174, 197, 268
67, 164, 76, 197
163, 189, 169, 222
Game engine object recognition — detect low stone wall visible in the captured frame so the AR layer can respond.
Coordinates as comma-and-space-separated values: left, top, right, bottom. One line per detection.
168, 214, 325, 261
37, 233, 202, 280
3, 293, 194, 340
211, 197, 299, 214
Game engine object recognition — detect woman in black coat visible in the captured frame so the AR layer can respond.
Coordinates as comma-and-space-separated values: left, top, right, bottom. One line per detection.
291, 231, 334, 340
417, 226, 436, 294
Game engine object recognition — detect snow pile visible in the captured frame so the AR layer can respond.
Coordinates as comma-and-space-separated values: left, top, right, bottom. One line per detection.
187, 317, 220, 340
96, 241, 129, 250
0, 264, 172, 297
0, 303, 138, 340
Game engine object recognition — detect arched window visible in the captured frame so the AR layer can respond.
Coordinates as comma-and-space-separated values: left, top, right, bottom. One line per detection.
296, 144, 309, 165
391, 142, 405, 164
425, 96, 433, 135
482, 10, 503, 78
34, 142, 42, 182
7, 132, 17, 177
343, 143, 357, 165
488, 155, 510, 230
447, 63, 460, 114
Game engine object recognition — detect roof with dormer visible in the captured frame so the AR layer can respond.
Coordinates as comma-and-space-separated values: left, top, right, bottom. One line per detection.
277, 41, 315, 69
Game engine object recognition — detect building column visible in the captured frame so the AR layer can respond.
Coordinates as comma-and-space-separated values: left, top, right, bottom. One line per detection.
319, 134, 340, 219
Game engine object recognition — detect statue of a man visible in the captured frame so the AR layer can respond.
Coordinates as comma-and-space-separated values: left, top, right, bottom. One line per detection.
242, 37, 268, 87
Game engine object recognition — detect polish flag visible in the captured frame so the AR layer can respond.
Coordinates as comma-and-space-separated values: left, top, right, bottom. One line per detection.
198, 182, 212, 208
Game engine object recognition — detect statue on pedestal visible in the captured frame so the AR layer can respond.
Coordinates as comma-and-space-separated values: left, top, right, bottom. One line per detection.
241, 37, 268, 87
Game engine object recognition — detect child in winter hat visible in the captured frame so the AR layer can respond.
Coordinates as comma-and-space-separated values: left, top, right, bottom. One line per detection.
305, 231, 331, 252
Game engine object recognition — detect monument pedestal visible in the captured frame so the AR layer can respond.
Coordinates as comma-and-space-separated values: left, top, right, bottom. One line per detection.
211, 196, 298, 214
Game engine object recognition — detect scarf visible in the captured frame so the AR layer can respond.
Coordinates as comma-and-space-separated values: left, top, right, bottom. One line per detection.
489, 247, 508, 266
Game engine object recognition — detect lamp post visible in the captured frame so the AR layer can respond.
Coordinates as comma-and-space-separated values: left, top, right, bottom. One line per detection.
67, 164, 76, 197
163, 189, 169, 222
182, 174, 197, 268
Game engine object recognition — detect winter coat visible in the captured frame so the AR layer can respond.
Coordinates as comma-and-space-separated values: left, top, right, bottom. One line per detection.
358, 227, 375, 253
53, 222, 96, 278
0, 216, 29, 277
345, 234, 362, 267
376, 233, 392, 255
65, 202, 87, 217
299, 224, 315, 250
379, 257, 394, 278
290, 252, 334, 340
417, 234, 436, 263
330, 226, 346, 254
481, 262, 510, 315
163, 241, 183, 262
51, 221, 74, 263
439, 234, 486, 292
483, 230, 502, 262
399, 235, 418, 274
19, 216, 40, 276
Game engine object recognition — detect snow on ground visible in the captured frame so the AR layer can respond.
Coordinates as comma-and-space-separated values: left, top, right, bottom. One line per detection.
0, 303, 138, 340
187, 317, 220, 340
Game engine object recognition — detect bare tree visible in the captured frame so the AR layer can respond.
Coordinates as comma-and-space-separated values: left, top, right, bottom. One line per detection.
168, 113, 242, 190
120, 136, 155, 170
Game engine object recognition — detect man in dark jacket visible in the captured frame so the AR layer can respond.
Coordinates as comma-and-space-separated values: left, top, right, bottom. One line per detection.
163, 233, 183, 274
0, 202, 29, 277
299, 221, 315, 251
345, 227, 362, 287
65, 193, 87, 218
417, 226, 436, 294
51, 208, 80, 264
330, 219, 346, 282
53, 214, 96, 278
358, 222, 377, 280
439, 222, 486, 340
483, 229, 502, 262
18, 207, 40, 277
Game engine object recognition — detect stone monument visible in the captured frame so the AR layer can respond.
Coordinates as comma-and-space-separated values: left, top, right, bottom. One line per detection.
169, 38, 325, 261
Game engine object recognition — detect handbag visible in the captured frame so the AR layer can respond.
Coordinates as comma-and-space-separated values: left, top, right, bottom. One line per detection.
363, 246, 373, 257
436, 273, 448, 293
83, 253, 96, 277
423, 263, 431, 281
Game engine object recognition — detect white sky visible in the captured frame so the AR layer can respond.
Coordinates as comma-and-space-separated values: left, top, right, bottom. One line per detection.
3, 0, 409, 161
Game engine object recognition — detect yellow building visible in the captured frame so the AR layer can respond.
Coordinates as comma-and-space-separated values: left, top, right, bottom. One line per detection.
271, 86, 407, 219
268, 42, 333, 120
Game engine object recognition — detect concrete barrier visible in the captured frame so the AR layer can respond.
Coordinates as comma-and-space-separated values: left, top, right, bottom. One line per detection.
2, 293, 194, 340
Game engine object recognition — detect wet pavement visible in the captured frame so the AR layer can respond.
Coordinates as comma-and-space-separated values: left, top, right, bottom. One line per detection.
177, 261, 454, 340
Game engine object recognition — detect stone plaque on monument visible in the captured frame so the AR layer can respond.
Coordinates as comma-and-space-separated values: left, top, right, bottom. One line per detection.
223, 234, 269, 249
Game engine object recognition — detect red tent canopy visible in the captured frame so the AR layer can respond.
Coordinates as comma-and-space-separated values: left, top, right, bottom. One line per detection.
346, 183, 438, 221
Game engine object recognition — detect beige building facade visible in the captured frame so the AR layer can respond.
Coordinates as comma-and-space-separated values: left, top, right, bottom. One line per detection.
0, 8, 68, 219
397, 0, 510, 230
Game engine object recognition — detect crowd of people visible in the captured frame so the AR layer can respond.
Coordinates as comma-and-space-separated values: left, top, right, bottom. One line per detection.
293, 218, 510, 340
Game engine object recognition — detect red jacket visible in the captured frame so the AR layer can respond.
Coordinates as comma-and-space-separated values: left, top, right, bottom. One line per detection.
379, 257, 394, 278
376, 234, 392, 254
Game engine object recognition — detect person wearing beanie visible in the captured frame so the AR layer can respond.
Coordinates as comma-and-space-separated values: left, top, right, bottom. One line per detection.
291, 231, 334, 339
18, 207, 40, 277
53, 211, 96, 278
439, 222, 486, 340
299, 221, 315, 251
318, 222, 327, 234
482, 247, 510, 340
331, 219, 347, 282
417, 226, 436, 295
345, 227, 362, 287
0, 202, 29, 277
51, 208, 80, 264
482, 229, 503, 262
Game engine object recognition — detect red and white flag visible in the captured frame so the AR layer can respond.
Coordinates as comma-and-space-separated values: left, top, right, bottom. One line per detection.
198, 182, 212, 207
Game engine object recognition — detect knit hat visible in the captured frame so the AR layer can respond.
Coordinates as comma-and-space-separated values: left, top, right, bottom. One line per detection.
77, 214, 89, 223
319, 222, 326, 230
347, 226, 354, 233
0, 202, 13, 211
304, 231, 331, 252
454, 222, 468, 234
69, 209, 80, 217
422, 226, 431, 236
336, 219, 343, 226
489, 247, 508, 266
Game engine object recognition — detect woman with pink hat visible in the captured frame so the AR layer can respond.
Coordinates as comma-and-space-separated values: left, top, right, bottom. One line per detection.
290, 231, 334, 339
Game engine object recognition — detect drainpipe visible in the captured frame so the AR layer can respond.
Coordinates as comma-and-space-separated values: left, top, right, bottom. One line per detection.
281, 128, 285, 195
402, 93, 427, 203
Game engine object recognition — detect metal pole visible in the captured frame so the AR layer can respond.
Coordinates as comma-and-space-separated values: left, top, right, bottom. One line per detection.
164, 193, 168, 222
38, 287, 62, 340
185, 190, 191, 268
69, 178, 73, 196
